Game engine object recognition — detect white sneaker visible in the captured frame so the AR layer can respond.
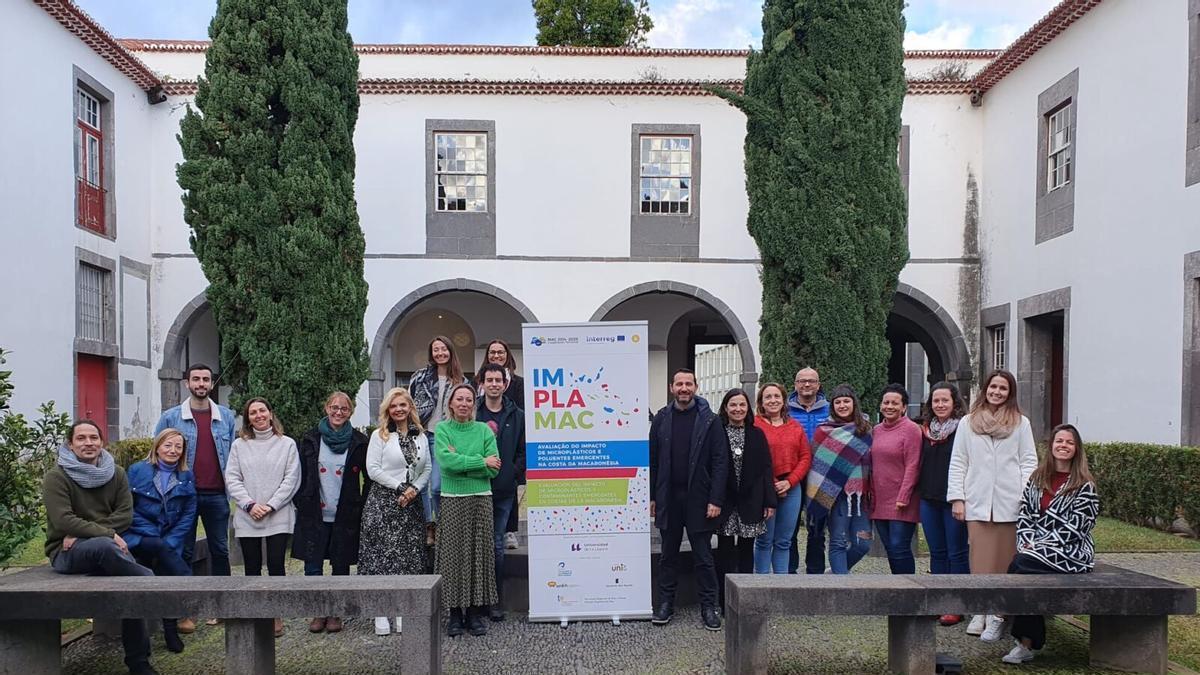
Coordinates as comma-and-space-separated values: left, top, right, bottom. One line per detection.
980, 615, 1007, 642
966, 614, 986, 636
1001, 641, 1036, 664
374, 616, 391, 636
505, 532, 519, 549
394, 616, 402, 634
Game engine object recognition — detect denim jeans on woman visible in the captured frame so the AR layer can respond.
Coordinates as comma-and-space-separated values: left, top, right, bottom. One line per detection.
920, 498, 969, 574
827, 492, 871, 574
874, 519, 917, 574
753, 485, 803, 573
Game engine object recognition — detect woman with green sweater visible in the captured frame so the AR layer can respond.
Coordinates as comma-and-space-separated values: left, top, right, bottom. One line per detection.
435, 383, 501, 637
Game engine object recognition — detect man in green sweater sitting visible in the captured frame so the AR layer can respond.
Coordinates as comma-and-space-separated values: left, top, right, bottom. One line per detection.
43, 420, 157, 675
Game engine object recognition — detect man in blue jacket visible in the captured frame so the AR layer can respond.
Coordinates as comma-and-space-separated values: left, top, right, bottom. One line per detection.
788, 367, 830, 574
649, 368, 728, 631
154, 363, 235, 632
476, 363, 526, 623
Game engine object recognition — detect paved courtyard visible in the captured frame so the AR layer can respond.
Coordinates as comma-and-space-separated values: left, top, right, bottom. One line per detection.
58, 550, 1200, 674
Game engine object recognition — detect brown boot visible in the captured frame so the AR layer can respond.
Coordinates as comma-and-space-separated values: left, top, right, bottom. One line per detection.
426, 523, 436, 547
308, 617, 327, 633
176, 617, 197, 634
273, 618, 284, 638
325, 616, 343, 633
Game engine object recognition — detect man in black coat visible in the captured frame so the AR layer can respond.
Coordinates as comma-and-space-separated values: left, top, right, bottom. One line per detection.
648, 368, 728, 630
477, 363, 526, 623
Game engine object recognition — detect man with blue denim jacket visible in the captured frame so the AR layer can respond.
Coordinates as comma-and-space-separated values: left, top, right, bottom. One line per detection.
787, 367, 830, 574
155, 363, 235, 616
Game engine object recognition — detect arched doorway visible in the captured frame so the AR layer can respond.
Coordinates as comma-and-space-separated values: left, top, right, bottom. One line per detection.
590, 282, 757, 412
158, 291, 233, 411
368, 279, 538, 415
886, 282, 973, 415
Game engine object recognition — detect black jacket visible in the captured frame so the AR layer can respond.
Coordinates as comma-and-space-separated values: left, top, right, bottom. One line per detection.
477, 396, 526, 497
291, 427, 370, 567
505, 374, 525, 411
720, 422, 777, 527
649, 397, 728, 533
917, 426, 957, 502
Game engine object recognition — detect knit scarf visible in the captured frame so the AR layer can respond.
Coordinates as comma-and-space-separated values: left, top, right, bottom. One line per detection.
968, 406, 1018, 439
56, 444, 115, 488
805, 422, 872, 524
318, 416, 353, 455
925, 416, 960, 443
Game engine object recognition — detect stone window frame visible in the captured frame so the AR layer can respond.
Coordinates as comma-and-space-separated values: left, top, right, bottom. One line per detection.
1016, 287, 1071, 443
119, 257, 152, 368
73, 66, 117, 241
1035, 69, 1079, 244
75, 248, 118, 358
1183, 251, 1200, 445
1187, 0, 1199, 187
630, 123, 701, 259
424, 119, 496, 256
980, 303, 1010, 377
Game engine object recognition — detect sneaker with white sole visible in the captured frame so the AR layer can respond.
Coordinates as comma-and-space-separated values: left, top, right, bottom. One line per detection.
1001, 641, 1036, 664
394, 617, 402, 634
374, 616, 391, 636
980, 615, 1007, 642
965, 614, 986, 636
505, 532, 519, 549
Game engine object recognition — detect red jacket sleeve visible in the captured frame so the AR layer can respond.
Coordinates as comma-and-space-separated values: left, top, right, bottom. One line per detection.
786, 425, 812, 490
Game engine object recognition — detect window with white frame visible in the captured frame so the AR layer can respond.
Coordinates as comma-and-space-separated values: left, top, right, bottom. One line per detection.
78, 263, 108, 342
639, 136, 692, 214
1047, 103, 1072, 192
434, 132, 487, 212
989, 325, 1007, 371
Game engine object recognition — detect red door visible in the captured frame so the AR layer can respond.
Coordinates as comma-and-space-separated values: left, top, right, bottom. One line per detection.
76, 354, 109, 426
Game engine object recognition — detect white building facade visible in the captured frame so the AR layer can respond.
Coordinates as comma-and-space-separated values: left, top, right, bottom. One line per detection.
2, 0, 1197, 445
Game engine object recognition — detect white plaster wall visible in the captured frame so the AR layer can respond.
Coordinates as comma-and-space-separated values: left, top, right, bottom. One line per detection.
979, 0, 1200, 443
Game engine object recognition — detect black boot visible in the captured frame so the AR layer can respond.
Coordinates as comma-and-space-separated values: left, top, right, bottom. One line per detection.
651, 600, 674, 625
162, 619, 184, 653
467, 607, 488, 636
447, 608, 464, 637
701, 606, 722, 631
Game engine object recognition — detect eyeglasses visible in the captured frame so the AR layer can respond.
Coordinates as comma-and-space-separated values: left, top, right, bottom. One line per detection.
795, 379, 819, 385
328, 406, 351, 414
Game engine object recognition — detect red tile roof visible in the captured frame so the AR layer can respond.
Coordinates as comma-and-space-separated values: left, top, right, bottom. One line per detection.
34, 0, 162, 92
972, 0, 1103, 96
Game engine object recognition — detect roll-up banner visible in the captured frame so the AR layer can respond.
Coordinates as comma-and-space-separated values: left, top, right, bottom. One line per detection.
522, 321, 652, 622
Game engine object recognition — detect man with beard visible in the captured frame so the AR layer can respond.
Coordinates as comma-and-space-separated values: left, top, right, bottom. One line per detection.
155, 363, 236, 632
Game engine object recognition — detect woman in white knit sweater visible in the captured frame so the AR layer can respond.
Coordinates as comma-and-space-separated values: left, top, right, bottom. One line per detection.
224, 397, 301, 636
947, 369, 1037, 642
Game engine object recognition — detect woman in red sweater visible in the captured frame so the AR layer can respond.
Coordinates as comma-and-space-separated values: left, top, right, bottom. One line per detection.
752, 383, 812, 574
870, 383, 923, 574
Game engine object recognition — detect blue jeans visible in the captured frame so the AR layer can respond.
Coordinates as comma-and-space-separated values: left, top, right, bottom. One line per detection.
804, 513, 827, 574
754, 485, 803, 573
827, 493, 871, 574
874, 519, 917, 574
183, 491, 231, 576
423, 432, 441, 523
492, 494, 515, 599
130, 537, 192, 578
920, 499, 970, 574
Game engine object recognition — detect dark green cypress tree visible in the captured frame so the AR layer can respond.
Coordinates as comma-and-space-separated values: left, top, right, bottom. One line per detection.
722, 0, 908, 403
177, 0, 369, 434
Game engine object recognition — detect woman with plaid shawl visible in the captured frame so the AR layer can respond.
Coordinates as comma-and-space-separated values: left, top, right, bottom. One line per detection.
804, 384, 873, 574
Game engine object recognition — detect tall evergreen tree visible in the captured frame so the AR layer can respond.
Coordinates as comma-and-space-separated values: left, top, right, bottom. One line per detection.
722, 0, 908, 403
177, 0, 369, 434
533, 0, 654, 47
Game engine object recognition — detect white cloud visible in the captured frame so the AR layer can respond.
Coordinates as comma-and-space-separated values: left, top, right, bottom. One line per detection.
904, 20, 974, 50
646, 0, 760, 49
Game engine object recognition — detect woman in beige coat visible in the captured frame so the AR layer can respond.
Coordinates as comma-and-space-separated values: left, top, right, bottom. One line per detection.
946, 369, 1037, 642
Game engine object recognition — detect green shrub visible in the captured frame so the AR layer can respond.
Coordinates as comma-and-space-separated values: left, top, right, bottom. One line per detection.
1086, 442, 1200, 531
109, 437, 153, 470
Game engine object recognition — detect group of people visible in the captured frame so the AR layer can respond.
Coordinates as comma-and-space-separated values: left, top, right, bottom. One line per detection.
42, 336, 527, 675
649, 366, 1098, 667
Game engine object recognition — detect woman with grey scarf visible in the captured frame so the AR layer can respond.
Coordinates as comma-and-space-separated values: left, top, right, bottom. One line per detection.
917, 382, 969, 626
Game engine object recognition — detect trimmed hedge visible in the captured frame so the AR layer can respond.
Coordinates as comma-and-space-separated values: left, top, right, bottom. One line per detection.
109, 437, 153, 470
1087, 442, 1200, 532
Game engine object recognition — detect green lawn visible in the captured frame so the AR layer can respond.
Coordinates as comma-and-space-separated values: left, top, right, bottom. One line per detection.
914, 516, 1200, 555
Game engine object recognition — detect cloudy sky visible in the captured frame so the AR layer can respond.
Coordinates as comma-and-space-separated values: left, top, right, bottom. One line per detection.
77, 0, 1060, 50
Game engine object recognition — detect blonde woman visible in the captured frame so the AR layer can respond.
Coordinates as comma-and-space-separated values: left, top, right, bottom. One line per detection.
359, 387, 432, 636
947, 369, 1037, 641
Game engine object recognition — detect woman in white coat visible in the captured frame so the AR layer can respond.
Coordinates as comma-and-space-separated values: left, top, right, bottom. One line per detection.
947, 369, 1037, 642
358, 387, 433, 636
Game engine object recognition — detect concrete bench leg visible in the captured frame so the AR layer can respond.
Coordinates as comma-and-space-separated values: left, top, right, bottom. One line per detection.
724, 606, 768, 674
399, 613, 442, 674
225, 619, 275, 675
887, 616, 936, 675
0, 619, 60, 675
1090, 615, 1168, 674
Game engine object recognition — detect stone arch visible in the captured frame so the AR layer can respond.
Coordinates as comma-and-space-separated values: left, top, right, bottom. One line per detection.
158, 290, 211, 411
890, 281, 974, 392
367, 278, 539, 414
590, 280, 758, 387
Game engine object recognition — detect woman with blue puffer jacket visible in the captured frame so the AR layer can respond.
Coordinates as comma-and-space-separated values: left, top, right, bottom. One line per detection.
123, 427, 197, 653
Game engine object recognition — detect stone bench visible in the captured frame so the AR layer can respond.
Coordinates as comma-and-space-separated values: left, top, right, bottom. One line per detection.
0, 567, 442, 675
724, 565, 1197, 675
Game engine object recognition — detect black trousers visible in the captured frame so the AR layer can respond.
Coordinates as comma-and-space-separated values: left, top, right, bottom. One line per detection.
658, 493, 718, 609
239, 533, 289, 576
716, 534, 756, 609
1007, 553, 1066, 650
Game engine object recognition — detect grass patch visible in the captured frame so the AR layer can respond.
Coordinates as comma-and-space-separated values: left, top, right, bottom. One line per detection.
1091, 517, 1200, 553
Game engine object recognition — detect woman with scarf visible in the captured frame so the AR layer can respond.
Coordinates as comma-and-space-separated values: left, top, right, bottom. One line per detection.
292, 392, 370, 634
947, 369, 1037, 642
409, 335, 468, 542
804, 384, 873, 575
870, 383, 923, 575
916, 382, 969, 626
716, 388, 776, 608
360, 387, 432, 636
124, 427, 197, 653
